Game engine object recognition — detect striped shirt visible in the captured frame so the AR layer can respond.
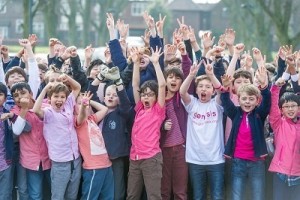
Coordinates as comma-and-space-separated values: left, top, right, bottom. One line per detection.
160, 98, 184, 147
277, 173, 300, 186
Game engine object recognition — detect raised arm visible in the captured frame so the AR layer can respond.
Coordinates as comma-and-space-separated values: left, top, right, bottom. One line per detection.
180, 62, 200, 105
131, 47, 142, 104
226, 43, 244, 77
58, 74, 81, 97
33, 83, 52, 118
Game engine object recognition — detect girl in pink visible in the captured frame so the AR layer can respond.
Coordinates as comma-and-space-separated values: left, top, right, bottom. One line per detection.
269, 78, 300, 200
126, 47, 166, 200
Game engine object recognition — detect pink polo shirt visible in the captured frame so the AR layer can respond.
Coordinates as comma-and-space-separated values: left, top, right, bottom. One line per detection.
130, 101, 166, 160
43, 94, 80, 162
11, 105, 51, 171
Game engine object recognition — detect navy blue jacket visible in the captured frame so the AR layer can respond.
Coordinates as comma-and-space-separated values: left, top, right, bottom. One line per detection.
221, 87, 271, 158
1, 107, 13, 164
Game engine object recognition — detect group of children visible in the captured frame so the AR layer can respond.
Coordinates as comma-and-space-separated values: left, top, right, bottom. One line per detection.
0, 11, 300, 200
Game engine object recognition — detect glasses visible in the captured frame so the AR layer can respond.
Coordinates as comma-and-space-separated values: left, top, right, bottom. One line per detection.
140, 92, 155, 98
282, 105, 298, 109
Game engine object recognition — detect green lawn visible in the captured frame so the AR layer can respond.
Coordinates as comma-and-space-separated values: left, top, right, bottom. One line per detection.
8, 45, 49, 54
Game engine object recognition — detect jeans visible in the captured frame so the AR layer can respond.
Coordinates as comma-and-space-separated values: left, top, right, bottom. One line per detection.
273, 173, 300, 200
188, 163, 224, 200
231, 158, 265, 200
82, 167, 114, 200
12, 142, 28, 200
0, 165, 13, 200
26, 165, 50, 200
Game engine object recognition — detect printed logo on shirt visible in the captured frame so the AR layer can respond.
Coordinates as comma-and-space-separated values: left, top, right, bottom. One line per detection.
109, 120, 116, 130
193, 111, 216, 120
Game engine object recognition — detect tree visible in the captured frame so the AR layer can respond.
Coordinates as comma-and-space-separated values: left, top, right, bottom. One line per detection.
41, 0, 59, 42
78, 0, 91, 47
91, 0, 129, 46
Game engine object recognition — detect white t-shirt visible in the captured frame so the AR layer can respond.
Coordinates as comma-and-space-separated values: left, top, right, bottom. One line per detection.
183, 95, 225, 165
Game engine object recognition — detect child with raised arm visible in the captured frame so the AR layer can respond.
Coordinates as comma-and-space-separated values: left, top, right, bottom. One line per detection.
33, 74, 81, 200
126, 47, 166, 200
268, 78, 300, 200
179, 61, 225, 200
220, 66, 271, 200
74, 92, 114, 200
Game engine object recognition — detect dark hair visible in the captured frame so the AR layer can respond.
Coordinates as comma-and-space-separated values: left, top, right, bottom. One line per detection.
0, 82, 8, 98
139, 80, 158, 97
10, 82, 32, 95
5, 67, 28, 85
86, 59, 105, 76
164, 67, 184, 80
47, 83, 70, 98
279, 92, 300, 108
233, 69, 253, 84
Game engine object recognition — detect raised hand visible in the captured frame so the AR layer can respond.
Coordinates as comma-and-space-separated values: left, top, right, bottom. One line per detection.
106, 13, 115, 32
204, 60, 214, 76
62, 46, 77, 60
234, 43, 245, 55
81, 91, 93, 107
146, 46, 163, 64
252, 47, 264, 63
187, 26, 197, 43
177, 16, 189, 39
173, 29, 183, 45
224, 28, 236, 46
275, 77, 286, 87
164, 44, 177, 62
221, 74, 234, 88
141, 29, 150, 47
116, 19, 129, 39
177, 41, 186, 55
0, 112, 14, 121
18, 39, 31, 48
201, 31, 215, 49
28, 34, 38, 46
189, 61, 202, 77
129, 47, 141, 64
84, 44, 94, 60
255, 65, 268, 87
104, 46, 112, 63
218, 34, 226, 49
156, 14, 166, 37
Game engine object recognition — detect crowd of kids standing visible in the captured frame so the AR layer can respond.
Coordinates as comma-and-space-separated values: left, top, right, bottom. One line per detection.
0, 11, 300, 200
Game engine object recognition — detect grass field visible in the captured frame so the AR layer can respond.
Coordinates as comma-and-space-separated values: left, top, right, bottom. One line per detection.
7, 45, 49, 54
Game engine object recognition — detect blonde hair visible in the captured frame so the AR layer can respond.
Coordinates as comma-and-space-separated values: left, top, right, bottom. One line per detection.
44, 65, 62, 83
237, 84, 261, 98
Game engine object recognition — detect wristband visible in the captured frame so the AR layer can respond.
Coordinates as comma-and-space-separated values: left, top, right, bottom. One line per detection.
115, 78, 123, 86
96, 74, 105, 82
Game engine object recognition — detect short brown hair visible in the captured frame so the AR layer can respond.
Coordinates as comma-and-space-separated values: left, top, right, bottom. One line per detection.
47, 83, 70, 98
5, 67, 28, 85
38, 63, 48, 72
195, 75, 211, 87
44, 65, 62, 83
237, 84, 261, 99
233, 69, 253, 83
164, 67, 184, 80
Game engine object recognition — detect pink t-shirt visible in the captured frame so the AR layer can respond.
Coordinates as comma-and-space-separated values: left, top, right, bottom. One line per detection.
234, 112, 257, 161
43, 94, 80, 162
11, 105, 51, 171
75, 114, 111, 170
130, 101, 166, 160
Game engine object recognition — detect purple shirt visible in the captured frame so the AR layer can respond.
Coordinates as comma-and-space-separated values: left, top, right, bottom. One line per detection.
43, 94, 79, 162
0, 108, 9, 171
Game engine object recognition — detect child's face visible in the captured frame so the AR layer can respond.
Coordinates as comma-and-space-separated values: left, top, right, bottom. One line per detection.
140, 55, 150, 69
50, 91, 67, 111
0, 92, 6, 106
166, 73, 182, 93
12, 89, 32, 107
89, 65, 101, 79
39, 69, 46, 82
238, 92, 259, 113
196, 79, 214, 103
7, 72, 25, 88
233, 77, 251, 94
104, 85, 119, 108
281, 101, 299, 120
140, 87, 156, 109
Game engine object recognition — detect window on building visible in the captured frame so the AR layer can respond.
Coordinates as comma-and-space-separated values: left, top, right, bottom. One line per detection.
33, 22, 44, 39
0, 26, 8, 37
131, 2, 147, 16
16, 19, 24, 34
0, 0, 7, 14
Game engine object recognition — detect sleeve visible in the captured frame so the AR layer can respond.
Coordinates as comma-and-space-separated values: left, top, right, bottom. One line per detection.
5, 56, 20, 72
134, 101, 143, 112
269, 85, 282, 133
109, 39, 127, 71
117, 89, 132, 116
181, 95, 196, 113
12, 116, 32, 135
275, 57, 286, 81
256, 86, 271, 121
70, 55, 89, 92
120, 63, 133, 87
220, 92, 238, 120
184, 39, 194, 63
0, 60, 5, 83
27, 58, 41, 99
150, 35, 164, 70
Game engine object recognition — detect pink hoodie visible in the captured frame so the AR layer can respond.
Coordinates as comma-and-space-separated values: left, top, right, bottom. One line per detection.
269, 85, 300, 176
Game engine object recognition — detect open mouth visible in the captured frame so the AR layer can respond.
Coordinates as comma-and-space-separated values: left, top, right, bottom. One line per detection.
200, 92, 206, 99
55, 102, 63, 108
144, 101, 150, 107
140, 59, 145, 65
